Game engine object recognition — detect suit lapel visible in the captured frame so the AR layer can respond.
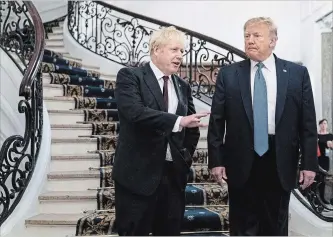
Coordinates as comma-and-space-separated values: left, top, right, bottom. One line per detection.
172, 75, 186, 116
275, 56, 289, 127
237, 60, 253, 128
143, 63, 166, 111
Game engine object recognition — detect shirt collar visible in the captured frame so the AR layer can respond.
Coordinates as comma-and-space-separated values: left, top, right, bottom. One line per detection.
149, 61, 172, 81
250, 53, 275, 72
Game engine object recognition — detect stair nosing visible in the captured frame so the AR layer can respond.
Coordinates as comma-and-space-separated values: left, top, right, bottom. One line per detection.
44, 84, 63, 88
25, 213, 85, 226
47, 109, 84, 114
47, 32, 63, 36
47, 170, 101, 180
48, 109, 117, 114
39, 191, 97, 201
51, 124, 92, 129
51, 137, 98, 143
44, 96, 74, 101
51, 154, 101, 160
46, 45, 65, 48
45, 39, 64, 42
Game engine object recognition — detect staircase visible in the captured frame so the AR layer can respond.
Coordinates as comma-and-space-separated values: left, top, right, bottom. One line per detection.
2, 2, 333, 237
22, 19, 230, 237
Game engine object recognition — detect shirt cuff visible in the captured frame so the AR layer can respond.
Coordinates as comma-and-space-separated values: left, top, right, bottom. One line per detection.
172, 116, 183, 132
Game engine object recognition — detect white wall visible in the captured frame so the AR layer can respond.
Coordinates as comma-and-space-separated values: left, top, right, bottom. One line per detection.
0, 52, 26, 146
300, 0, 332, 122
32, 0, 67, 22
109, 0, 302, 62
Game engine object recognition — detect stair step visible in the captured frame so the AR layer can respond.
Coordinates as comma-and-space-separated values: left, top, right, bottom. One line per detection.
26, 213, 228, 237
99, 73, 117, 80
43, 84, 114, 99
51, 153, 101, 172
44, 96, 76, 110
52, 153, 100, 161
42, 73, 116, 85
51, 26, 63, 34
48, 170, 100, 179
48, 109, 85, 125
43, 84, 64, 97
47, 161, 210, 192
51, 123, 93, 139
45, 39, 64, 46
38, 190, 97, 214
26, 213, 82, 225
39, 190, 97, 201
44, 96, 118, 111
62, 54, 82, 62
51, 137, 99, 155
25, 213, 80, 237
47, 33, 63, 40
50, 146, 207, 172
47, 170, 100, 191
45, 46, 67, 53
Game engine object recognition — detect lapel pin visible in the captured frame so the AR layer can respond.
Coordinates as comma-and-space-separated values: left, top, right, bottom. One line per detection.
283, 69, 287, 72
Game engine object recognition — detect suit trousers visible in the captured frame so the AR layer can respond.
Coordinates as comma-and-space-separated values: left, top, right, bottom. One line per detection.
114, 161, 185, 236
228, 136, 291, 236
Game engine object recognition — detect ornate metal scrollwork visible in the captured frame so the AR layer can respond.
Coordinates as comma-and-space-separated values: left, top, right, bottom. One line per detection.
0, 1, 35, 70
67, 1, 247, 104
293, 163, 333, 222
0, 0, 44, 226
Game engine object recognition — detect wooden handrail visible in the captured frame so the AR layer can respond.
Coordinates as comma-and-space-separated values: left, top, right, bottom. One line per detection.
19, 1, 45, 99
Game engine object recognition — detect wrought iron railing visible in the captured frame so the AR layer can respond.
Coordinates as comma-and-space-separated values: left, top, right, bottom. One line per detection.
0, 1, 45, 226
67, 0, 247, 105
66, 0, 333, 222
292, 158, 333, 222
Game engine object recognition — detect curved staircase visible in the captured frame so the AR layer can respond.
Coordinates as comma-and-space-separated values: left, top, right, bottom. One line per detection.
2, 2, 333, 237
23, 18, 230, 237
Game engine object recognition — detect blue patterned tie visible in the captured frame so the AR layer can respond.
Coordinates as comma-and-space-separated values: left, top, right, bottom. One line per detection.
253, 62, 268, 156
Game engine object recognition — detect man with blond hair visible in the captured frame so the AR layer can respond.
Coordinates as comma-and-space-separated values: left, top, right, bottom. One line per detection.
113, 26, 209, 236
208, 17, 318, 235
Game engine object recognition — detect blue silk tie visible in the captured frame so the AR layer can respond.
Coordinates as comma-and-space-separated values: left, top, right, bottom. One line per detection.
253, 62, 268, 156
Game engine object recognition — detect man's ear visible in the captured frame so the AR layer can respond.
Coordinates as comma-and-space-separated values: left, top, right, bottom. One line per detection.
153, 46, 160, 56
270, 36, 278, 49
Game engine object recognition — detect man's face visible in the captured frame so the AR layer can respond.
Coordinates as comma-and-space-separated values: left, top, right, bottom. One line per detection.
244, 22, 276, 62
154, 40, 184, 75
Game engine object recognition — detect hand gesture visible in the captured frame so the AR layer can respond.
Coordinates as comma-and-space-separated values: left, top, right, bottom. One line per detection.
180, 112, 210, 128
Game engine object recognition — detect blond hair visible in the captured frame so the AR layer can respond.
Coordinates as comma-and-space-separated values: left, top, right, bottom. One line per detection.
149, 26, 186, 56
244, 17, 278, 39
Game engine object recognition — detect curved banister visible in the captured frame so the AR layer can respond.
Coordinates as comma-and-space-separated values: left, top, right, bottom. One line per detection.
0, 1, 45, 226
66, 0, 333, 223
19, 1, 45, 99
